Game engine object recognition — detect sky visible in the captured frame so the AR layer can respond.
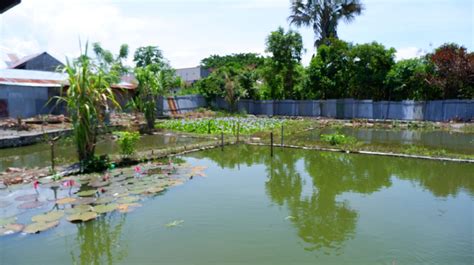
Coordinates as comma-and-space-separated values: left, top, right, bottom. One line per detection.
0, 0, 472, 69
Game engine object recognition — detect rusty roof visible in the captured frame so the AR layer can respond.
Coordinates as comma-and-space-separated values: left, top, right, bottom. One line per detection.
0, 69, 137, 90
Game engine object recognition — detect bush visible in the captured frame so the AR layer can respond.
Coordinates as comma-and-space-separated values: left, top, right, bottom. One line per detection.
320, 133, 357, 146
80, 155, 110, 173
114, 131, 140, 157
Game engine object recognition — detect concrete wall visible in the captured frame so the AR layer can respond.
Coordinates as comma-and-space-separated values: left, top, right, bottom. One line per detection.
210, 97, 473, 121
162, 95, 207, 115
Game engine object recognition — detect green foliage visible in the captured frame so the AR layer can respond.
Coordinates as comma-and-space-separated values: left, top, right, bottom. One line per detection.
130, 66, 162, 131
289, 0, 364, 48
305, 38, 351, 99
114, 131, 140, 157
56, 44, 119, 161
80, 155, 110, 173
201, 53, 264, 70
320, 133, 357, 146
385, 58, 432, 100
156, 118, 285, 135
348, 42, 396, 100
134, 46, 166, 70
263, 27, 305, 99
92, 42, 130, 84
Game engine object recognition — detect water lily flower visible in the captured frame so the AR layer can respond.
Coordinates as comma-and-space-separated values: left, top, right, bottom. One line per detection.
33, 180, 39, 194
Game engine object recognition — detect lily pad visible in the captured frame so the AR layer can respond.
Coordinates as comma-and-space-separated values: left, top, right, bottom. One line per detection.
117, 203, 142, 213
0, 200, 12, 209
32, 211, 64, 223
66, 204, 93, 214
89, 180, 110, 188
23, 221, 59, 234
67, 211, 98, 222
18, 201, 45, 209
0, 224, 24, 236
0, 217, 17, 226
15, 194, 39, 201
117, 196, 139, 204
95, 196, 115, 204
93, 203, 118, 214
56, 197, 76, 205
72, 197, 96, 205
76, 190, 97, 197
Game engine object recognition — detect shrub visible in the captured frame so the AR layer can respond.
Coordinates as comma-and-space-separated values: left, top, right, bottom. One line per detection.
320, 133, 357, 146
114, 131, 140, 157
80, 155, 110, 173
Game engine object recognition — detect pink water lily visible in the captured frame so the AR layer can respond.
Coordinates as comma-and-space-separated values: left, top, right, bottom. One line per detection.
33, 180, 39, 194
134, 166, 141, 173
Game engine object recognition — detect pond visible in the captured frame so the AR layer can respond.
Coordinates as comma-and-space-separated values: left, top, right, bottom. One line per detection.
287, 127, 474, 154
0, 132, 208, 171
0, 145, 472, 264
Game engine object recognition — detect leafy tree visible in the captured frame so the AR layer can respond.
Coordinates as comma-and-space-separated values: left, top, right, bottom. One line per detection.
57, 44, 119, 162
131, 66, 162, 131
305, 38, 351, 99
264, 27, 305, 99
385, 58, 433, 100
348, 42, 396, 100
289, 0, 364, 48
92, 42, 130, 83
426, 43, 474, 99
201, 53, 265, 70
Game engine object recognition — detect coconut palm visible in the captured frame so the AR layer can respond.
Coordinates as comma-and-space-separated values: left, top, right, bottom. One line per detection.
289, 0, 364, 48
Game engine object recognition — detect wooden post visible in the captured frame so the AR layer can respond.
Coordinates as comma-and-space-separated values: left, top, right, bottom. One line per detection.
208, 120, 211, 134
221, 131, 224, 151
237, 122, 240, 143
270, 132, 274, 157
50, 141, 55, 172
281, 125, 284, 146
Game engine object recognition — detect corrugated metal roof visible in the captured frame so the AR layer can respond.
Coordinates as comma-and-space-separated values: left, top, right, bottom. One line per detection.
0, 69, 137, 90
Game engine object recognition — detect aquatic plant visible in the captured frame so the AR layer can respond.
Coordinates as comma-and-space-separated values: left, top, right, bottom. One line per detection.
156, 117, 285, 135
114, 131, 141, 157
55, 43, 119, 162
320, 133, 357, 146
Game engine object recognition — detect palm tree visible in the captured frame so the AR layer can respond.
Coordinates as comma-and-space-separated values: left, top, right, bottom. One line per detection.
289, 0, 364, 48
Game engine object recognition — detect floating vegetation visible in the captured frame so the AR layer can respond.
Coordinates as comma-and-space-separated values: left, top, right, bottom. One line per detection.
0, 159, 207, 236
56, 197, 77, 205
0, 223, 24, 236
67, 211, 98, 223
165, 220, 184, 228
17, 201, 44, 209
31, 211, 65, 223
23, 221, 59, 234
93, 203, 118, 214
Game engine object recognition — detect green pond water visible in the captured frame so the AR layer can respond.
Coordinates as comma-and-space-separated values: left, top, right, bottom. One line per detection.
1, 145, 472, 265
0, 132, 208, 171
286, 127, 474, 154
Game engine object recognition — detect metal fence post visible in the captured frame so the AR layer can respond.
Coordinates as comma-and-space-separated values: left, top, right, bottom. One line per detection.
270, 132, 274, 157
221, 131, 224, 151
281, 125, 284, 146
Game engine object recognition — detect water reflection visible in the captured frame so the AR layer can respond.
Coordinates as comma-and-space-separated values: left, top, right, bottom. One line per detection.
68, 214, 128, 265
192, 145, 473, 253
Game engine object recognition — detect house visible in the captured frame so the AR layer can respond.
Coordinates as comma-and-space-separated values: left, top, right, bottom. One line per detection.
6, 52, 65, 72
0, 69, 137, 118
175, 66, 210, 84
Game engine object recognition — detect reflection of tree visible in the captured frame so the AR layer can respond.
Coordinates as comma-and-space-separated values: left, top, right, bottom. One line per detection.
69, 214, 128, 265
191, 145, 473, 253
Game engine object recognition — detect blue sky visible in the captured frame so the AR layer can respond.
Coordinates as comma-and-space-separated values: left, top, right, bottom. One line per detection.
0, 0, 472, 68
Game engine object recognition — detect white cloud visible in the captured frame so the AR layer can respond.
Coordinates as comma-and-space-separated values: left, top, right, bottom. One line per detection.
395, 47, 427, 61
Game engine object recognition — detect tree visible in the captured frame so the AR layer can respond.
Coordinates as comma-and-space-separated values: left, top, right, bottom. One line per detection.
289, 0, 364, 48
385, 58, 433, 100
305, 38, 351, 99
57, 44, 119, 162
133, 46, 166, 71
264, 27, 305, 99
201, 53, 265, 70
426, 43, 474, 99
92, 42, 130, 83
348, 42, 396, 100
131, 66, 162, 131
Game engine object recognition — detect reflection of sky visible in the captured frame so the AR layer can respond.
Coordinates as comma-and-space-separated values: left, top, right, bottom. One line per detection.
0, 0, 471, 68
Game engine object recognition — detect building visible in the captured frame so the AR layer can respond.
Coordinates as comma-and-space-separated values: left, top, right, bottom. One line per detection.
6, 52, 65, 72
0, 0, 21, 14
175, 66, 210, 84
0, 69, 137, 118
